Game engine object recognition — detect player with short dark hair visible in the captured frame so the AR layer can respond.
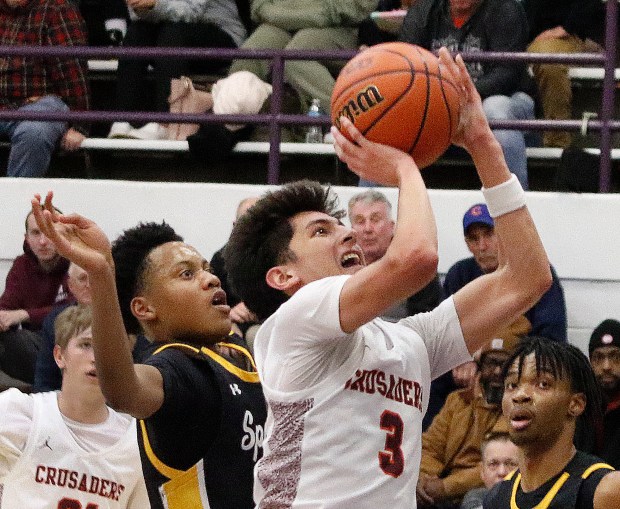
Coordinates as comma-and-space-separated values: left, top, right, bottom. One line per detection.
30, 207, 266, 509
224, 48, 553, 507
484, 337, 620, 508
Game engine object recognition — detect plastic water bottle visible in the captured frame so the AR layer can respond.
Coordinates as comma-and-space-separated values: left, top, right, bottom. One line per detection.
305, 98, 323, 143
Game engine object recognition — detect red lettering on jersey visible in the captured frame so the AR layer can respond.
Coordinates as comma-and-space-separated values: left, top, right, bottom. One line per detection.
109, 482, 118, 501
78, 474, 88, 492
364, 370, 377, 393
376, 371, 387, 395
413, 381, 422, 411
116, 483, 125, 501
344, 368, 423, 412
35, 465, 45, 483
89, 476, 100, 494
68, 470, 78, 489
346, 369, 365, 391
57, 468, 69, 487
385, 374, 396, 401
46, 466, 57, 485
99, 478, 110, 498
402, 379, 413, 406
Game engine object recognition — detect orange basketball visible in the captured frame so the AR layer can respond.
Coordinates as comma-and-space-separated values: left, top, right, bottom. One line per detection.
331, 42, 460, 169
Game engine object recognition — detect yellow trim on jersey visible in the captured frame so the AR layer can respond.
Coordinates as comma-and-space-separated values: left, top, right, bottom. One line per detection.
159, 459, 211, 509
582, 463, 614, 479
142, 341, 259, 481
199, 344, 259, 382
139, 419, 184, 480
153, 342, 259, 381
510, 472, 570, 509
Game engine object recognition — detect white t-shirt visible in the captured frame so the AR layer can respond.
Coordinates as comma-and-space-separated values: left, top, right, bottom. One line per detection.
0, 390, 150, 509
253, 275, 471, 509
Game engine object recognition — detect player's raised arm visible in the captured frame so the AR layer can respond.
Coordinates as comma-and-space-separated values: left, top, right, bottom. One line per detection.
31, 193, 164, 418
437, 48, 552, 353
331, 118, 439, 332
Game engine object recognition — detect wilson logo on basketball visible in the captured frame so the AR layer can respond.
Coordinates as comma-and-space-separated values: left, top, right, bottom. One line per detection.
334, 85, 385, 129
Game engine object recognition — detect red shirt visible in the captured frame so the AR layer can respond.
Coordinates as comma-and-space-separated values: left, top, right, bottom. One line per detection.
0, 0, 90, 115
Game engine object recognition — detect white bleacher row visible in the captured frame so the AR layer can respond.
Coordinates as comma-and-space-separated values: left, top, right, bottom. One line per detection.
79, 138, 620, 162
88, 60, 620, 82
83, 60, 620, 161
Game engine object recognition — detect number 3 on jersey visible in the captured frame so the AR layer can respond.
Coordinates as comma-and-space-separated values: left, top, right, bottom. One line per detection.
378, 410, 404, 477
58, 498, 98, 509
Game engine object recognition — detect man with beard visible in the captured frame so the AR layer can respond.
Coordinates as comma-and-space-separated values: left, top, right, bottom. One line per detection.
0, 209, 71, 391
587, 319, 620, 469
485, 337, 620, 508
416, 339, 513, 508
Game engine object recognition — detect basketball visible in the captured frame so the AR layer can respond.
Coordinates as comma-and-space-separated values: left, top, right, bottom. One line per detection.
331, 42, 461, 169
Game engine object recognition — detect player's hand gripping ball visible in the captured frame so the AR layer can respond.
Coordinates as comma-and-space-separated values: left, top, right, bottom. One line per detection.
331, 42, 461, 169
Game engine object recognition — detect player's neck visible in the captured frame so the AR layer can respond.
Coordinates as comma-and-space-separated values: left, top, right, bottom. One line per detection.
57, 385, 109, 424
519, 433, 576, 492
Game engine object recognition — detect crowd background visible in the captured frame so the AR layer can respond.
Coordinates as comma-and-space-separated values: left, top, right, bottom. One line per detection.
1, 178, 618, 356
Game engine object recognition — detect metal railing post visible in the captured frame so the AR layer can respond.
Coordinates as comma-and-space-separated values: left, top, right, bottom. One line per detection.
267, 55, 285, 185
599, 0, 619, 192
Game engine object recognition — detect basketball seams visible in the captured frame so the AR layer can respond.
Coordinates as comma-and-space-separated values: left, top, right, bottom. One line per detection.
405, 45, 432, 156
331, 42, 460, 168
360, 48, 417, 137
436, 65, 458, 142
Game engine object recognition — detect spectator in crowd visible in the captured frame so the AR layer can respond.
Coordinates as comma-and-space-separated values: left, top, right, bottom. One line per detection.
428, 202, 567, 432
358, 0, 407, 48
445, 203, 567, 343
187, 0, 379, 156
0, 304, 150, 508
32, 199, 267, 509
347, 189, 444, 321
33, 262, 90, 393
485, 337, 620, 508
417, 339, 513, 508
459, 432, 519, 509
210, 196, 260, 346
76, 0, 130, 47
222, 48, 552, 506
107, 0, 248, 140
0, 0, 90, 178
400, 0, 535, 189
576, 319, 620, 469
524, 0, 605, 148
0, 208, 71, 392
33, 262, 152, 393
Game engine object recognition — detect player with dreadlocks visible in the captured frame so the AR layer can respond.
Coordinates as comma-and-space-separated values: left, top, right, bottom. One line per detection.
485, 336, 620, 508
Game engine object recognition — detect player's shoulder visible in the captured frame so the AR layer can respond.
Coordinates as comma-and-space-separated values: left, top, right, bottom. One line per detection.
0, 388, 36, 421
593, 470, 620, 508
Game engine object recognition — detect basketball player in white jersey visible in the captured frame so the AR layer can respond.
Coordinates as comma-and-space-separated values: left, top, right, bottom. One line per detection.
0, 304, 149, 509
222, 47, 553, 507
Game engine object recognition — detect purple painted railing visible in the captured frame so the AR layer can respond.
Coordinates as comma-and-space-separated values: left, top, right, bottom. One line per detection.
0, 0, 617, 188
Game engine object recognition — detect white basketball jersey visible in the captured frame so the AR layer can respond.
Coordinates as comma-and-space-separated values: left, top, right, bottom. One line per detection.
0, 392, 148, 509
253, 276, 470, 508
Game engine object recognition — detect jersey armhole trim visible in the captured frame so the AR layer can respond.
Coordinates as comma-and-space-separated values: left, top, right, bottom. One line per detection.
582, 463, 615, 479
139, 419, 184, 480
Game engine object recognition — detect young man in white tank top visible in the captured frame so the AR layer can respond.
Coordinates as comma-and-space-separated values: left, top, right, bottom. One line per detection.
0, 304, 149, 509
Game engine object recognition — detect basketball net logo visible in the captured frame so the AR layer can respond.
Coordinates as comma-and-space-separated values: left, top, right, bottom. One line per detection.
334, 85, 385, 129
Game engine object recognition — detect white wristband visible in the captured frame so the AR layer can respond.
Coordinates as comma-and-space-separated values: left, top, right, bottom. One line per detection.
482, 173, 526, 218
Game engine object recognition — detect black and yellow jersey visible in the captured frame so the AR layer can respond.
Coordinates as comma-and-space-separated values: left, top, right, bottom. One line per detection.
484, 450, 614, 509
137, 335, 266, 509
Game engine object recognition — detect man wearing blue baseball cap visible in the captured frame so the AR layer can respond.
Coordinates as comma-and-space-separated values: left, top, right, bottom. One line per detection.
422, 203, 568, 433
445, 203, 567, 343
